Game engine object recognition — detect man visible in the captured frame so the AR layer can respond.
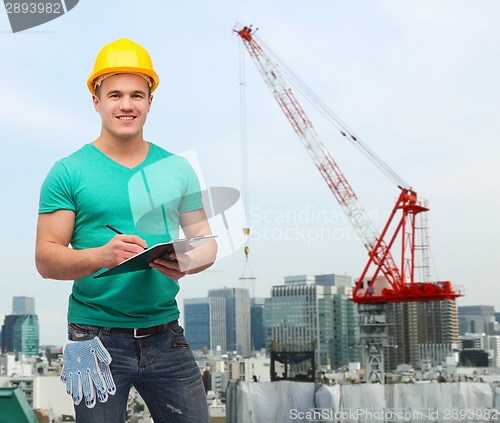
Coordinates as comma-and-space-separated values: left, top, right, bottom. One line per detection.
35, 38, 216, 422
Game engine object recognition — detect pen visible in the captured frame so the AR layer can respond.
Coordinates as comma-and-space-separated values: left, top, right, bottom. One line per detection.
105, 224, 123, 235
105, 224, 148, 250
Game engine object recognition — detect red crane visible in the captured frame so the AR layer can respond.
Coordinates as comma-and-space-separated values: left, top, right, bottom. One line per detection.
236, 25, 462, 304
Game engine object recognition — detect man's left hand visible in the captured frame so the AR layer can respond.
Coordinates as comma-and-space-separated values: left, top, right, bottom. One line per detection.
149, 253, 191, 280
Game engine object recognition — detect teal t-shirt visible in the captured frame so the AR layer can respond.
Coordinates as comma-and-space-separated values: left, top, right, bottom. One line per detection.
38, 142, 203, 327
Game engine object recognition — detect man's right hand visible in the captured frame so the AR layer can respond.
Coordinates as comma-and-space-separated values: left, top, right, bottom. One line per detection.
99, 234, 147, 269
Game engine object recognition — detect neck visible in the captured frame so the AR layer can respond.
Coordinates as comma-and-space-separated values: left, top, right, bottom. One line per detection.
93, 133, 150, 168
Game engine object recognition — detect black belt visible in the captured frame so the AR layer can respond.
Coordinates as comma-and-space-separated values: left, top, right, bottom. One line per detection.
112, 320, 178, 338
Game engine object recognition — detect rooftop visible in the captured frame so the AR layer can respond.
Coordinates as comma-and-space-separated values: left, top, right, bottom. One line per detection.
0, 387, 38, 423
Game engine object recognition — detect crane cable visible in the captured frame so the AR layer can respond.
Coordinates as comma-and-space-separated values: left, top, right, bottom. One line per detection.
238, 36, 255, 279
256, 35, 410, 190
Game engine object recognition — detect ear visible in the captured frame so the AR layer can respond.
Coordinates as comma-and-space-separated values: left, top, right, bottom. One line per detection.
147, 94, 153, 111
92, 94, 100, 112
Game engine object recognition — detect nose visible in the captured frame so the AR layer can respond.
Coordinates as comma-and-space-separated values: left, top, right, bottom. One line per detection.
119, 95, 133, 110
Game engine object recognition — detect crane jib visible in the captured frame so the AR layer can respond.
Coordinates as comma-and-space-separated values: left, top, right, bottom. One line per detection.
235, 24, 462, 303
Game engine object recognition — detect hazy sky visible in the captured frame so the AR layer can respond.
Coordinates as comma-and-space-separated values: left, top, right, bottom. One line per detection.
1, 1, 499, 346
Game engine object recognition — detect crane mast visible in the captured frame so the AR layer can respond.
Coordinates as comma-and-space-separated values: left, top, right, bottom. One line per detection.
236, 25, 461, 304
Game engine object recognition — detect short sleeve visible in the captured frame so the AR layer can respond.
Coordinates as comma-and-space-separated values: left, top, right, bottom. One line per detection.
38, 161, 76, 214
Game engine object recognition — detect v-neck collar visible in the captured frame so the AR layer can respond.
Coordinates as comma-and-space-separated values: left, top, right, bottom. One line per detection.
89, 142, 153, 172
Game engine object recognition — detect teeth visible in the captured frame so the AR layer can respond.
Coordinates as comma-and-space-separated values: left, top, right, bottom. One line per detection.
118, 116, 134, 120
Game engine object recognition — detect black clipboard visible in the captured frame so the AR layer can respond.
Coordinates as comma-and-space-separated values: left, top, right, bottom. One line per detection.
93, 235, 217, 279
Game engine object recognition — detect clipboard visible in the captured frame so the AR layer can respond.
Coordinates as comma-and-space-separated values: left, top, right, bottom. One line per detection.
93, 235, 217, 279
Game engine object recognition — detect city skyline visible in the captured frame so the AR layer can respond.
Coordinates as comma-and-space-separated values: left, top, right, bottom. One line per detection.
4, 274, 500, 351
1, 1, 499, 345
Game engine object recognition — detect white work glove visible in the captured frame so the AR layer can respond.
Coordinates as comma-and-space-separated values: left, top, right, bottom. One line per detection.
60, 337, 116, 408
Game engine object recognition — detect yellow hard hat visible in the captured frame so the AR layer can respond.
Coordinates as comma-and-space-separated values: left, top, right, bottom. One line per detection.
87, 38, 160, 95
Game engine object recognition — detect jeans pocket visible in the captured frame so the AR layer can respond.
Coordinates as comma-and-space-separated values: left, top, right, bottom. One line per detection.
167, 321, 185, 336
67, 323, 102, 341
168, 323, 190, 349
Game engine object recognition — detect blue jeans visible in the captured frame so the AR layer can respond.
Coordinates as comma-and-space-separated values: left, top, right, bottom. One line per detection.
67, 322, 209, 423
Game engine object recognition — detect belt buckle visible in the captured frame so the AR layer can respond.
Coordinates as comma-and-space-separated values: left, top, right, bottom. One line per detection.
133, 328, 151, 339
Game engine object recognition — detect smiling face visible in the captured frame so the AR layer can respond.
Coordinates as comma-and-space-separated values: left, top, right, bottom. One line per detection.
92, 73, 153, 142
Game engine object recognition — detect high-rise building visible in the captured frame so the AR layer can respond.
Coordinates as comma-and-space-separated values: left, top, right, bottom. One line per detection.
208, 288, 251, 357
267, 274, 359, 370
13, 315, 39, 355
184, 297, 226, 352
1, 297, 39, 356
458, 305, 497, 336
1, 315, 18, 354
315, 274, 352, 288
386, 300, 459, 370
250, 298, 266, 351
12, 297, 35, 315
332, 289, 360, 366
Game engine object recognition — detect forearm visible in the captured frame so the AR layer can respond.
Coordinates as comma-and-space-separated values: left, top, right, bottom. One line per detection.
36, 242, 103, 280
36, 233, 148, 280
185, 239, 217, 275
35, 210, 102, 280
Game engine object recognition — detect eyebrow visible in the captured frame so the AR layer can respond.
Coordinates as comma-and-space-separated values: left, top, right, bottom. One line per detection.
106, 89, 147, 96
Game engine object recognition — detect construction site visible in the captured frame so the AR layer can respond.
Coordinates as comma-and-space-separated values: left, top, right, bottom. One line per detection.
221, 24, 499, 422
